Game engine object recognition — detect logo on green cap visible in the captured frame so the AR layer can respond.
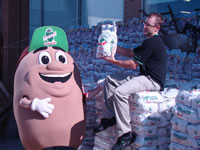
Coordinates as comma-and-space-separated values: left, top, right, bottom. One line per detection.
43, 28, 57, 46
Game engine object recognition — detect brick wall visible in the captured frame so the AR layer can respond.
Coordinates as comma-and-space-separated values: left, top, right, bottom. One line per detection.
124, 0, 142, 21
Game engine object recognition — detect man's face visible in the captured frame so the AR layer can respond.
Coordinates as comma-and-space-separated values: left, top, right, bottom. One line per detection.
143, 16, 159, 37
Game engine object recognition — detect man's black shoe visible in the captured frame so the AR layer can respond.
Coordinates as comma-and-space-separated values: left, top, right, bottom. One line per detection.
111, 132, 136, 150
93, 117, 116, 133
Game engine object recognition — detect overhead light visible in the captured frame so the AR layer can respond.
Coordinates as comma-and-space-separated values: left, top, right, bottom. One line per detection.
180, 11, 191, 14
184, 0, 191, 2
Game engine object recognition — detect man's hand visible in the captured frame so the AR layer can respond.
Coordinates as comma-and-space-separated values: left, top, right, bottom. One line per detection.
31, 97, 54, 119
101, 55, 116, 64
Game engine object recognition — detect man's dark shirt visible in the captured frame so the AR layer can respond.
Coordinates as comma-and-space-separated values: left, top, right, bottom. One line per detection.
133, 35, 167, 90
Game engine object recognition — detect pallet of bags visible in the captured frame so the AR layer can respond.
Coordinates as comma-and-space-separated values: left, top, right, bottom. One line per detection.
129, 89, 177, 149
170, 89, 200, 150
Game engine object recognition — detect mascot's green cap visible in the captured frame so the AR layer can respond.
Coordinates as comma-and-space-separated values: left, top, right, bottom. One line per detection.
29, 26, 68, 52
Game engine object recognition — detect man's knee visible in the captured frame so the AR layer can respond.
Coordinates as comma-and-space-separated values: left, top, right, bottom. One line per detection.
105, 75, 112, 83
104, 75, 116, 89
114, 88, 126, 100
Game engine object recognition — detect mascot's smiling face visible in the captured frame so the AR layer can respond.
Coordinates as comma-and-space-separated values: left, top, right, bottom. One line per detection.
21, 46, 75, 97
36, 47, 72, 84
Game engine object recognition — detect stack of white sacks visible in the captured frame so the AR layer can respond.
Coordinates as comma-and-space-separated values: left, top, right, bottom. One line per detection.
170, 89, 200, 150
128, 88, 178, 150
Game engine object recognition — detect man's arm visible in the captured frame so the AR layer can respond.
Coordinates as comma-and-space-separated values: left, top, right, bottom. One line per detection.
102, 56, 139, 70
117, 47, 134, 57
101, 46, 138, 69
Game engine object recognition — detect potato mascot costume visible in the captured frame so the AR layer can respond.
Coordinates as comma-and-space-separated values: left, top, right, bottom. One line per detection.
13, 26, 85, 150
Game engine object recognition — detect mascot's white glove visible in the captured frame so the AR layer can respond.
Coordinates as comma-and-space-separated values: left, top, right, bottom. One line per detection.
31, 97, 54, 119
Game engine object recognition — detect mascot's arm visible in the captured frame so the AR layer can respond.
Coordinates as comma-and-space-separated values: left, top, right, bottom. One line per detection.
19, 97, 54, 119
19, 97, 32, 108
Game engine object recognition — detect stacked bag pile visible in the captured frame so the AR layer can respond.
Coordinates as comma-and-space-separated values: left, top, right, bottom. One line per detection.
192, 54, 200, 81
128, 89, 177, 150
170, 89, 200, 150
166, 49, 200, 90
117, 18, 144, 49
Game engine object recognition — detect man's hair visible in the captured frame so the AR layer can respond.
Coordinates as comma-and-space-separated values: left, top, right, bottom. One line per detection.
148, 12, 164, 26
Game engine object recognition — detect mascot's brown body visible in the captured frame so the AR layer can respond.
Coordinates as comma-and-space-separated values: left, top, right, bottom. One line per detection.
13, 26, 85, 150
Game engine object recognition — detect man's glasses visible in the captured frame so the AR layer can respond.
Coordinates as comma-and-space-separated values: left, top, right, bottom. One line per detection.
142, 21, 157, 27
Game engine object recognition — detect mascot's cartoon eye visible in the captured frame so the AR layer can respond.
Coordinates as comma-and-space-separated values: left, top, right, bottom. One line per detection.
39, 51, 52, 65
56, 51, 67, 64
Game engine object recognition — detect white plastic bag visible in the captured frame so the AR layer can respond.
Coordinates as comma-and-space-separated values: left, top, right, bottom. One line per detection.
96, 23, 117, 58
130, 91, 165, 104
158, 126, 171, 136
187, 124, 200, 139
132, 124, 157, 136
134, 135, 159, 147
158, 144, 169, 150
130, 101, 159, 114
176, 90, 192, 107
131, 112, 168, 127
171, 130, 198, 148
169, 142, 186, 150
158, 99, 176, 113
174, 104, 199, 124
171, 116, 188, 133
161, 88, 179, 98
